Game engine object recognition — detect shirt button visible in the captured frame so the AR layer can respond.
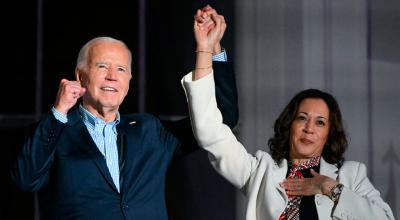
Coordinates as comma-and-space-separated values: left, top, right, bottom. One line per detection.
122, 204, 129, 209
316, 199, 321, 205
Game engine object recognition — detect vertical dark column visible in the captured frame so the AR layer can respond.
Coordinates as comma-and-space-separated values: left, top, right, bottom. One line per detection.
366, 0, 374, 181
138, 0, 146, 113
34, 0, 43, 219
35, 0, 43, 119
323, 0, 332, 92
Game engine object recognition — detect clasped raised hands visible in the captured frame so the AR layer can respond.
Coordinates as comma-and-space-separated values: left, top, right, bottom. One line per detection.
193, 5, 226, 54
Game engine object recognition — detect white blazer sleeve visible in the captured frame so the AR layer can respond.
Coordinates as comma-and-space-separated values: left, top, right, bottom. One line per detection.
332, 162, 395, 220
181, 71, 259, 189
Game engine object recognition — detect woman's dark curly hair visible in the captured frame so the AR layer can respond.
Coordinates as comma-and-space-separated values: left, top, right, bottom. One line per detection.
268, 89, 347, 166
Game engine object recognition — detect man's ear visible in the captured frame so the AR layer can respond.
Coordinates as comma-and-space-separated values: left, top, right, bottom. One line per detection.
75, 68, 83, 83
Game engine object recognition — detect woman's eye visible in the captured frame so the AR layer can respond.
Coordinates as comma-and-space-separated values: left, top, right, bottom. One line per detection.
316, 120, 325, 126
297, 115, 307, 121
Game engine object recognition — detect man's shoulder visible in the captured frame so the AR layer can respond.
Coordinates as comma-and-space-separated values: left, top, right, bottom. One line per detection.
121, 113, 162, 126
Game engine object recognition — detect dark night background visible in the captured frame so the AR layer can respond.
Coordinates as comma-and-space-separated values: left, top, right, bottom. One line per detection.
2, 0, 400, 219
1, 0, 235, 219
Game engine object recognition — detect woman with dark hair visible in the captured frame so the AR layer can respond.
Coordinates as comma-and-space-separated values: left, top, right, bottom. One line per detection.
181, 8, 395, 220
269, 89, 347, 166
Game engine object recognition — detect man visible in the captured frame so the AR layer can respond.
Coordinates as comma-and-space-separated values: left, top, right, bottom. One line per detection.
11, 8, 237, 220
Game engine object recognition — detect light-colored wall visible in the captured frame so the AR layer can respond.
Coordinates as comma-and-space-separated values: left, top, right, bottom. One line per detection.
234, 0, 399, 219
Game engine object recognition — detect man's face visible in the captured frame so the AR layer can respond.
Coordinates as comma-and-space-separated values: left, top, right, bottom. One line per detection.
78, 41, 132, 113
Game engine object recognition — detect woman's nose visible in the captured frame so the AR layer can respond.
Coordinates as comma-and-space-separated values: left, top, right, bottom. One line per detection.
303, 121, 314, 134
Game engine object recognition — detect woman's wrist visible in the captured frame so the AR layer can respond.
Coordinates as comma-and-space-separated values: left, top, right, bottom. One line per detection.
193, 46, 213, 80
322, 179, 339, 196
329, 183, 344, 203
196, 45, 213, 53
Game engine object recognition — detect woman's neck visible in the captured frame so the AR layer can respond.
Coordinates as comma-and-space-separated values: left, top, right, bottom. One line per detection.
290, 156, 321, 165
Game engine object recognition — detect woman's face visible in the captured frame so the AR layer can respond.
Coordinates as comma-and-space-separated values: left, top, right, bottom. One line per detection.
289, 98, 330, 162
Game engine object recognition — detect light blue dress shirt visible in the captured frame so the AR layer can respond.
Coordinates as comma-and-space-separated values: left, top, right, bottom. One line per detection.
213, 49, 227, 62
52, 105, 121, 192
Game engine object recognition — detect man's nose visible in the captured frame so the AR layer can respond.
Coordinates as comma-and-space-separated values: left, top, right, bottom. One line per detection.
105, 68, 118, 81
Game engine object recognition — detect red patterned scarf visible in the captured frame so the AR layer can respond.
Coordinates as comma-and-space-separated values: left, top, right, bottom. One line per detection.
279, 156, 321, 220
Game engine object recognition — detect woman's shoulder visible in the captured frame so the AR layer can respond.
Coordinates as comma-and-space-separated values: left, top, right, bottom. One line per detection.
339, 160, 368, 177
341, 160, 366, 169
254, 149, 271, 159
254, 150, 282, 166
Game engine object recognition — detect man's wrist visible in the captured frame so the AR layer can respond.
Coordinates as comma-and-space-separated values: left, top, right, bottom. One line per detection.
212, 48, 227, 62
213, 43, 222, 54
51, 107, 68, 123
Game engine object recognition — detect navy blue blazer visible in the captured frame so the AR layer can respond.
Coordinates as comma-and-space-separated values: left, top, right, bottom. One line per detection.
11, 61, 238, 220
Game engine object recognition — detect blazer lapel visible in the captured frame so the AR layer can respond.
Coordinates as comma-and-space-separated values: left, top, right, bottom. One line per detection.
320, 157, 339, 180
117, 117, 143, 194
316, 158, 338, 219
68, 108, 120, 193
273, 159, 289, 203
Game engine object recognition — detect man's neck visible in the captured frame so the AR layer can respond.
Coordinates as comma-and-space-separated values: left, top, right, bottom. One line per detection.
82, 103, 118, 122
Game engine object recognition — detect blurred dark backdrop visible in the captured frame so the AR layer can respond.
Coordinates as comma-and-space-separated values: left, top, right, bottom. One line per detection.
1, 0, 235, 219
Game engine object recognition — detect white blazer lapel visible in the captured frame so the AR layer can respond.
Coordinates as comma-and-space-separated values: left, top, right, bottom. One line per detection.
273, 159, 289, 202
315, 157, 338, 219
320, 157, 339, 180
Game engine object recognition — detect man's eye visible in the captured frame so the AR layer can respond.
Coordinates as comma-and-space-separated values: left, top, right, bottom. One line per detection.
98, 64, 108, 69
117, 67, 127, 72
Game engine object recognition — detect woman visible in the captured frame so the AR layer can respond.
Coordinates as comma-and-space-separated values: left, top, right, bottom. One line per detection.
182, 8, 395, 220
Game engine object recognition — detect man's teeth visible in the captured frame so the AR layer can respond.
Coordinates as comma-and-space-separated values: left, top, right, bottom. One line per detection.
102, 87, 116, 91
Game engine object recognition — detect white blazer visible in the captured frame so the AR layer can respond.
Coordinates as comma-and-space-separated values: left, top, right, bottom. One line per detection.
182, 72, 395, 220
